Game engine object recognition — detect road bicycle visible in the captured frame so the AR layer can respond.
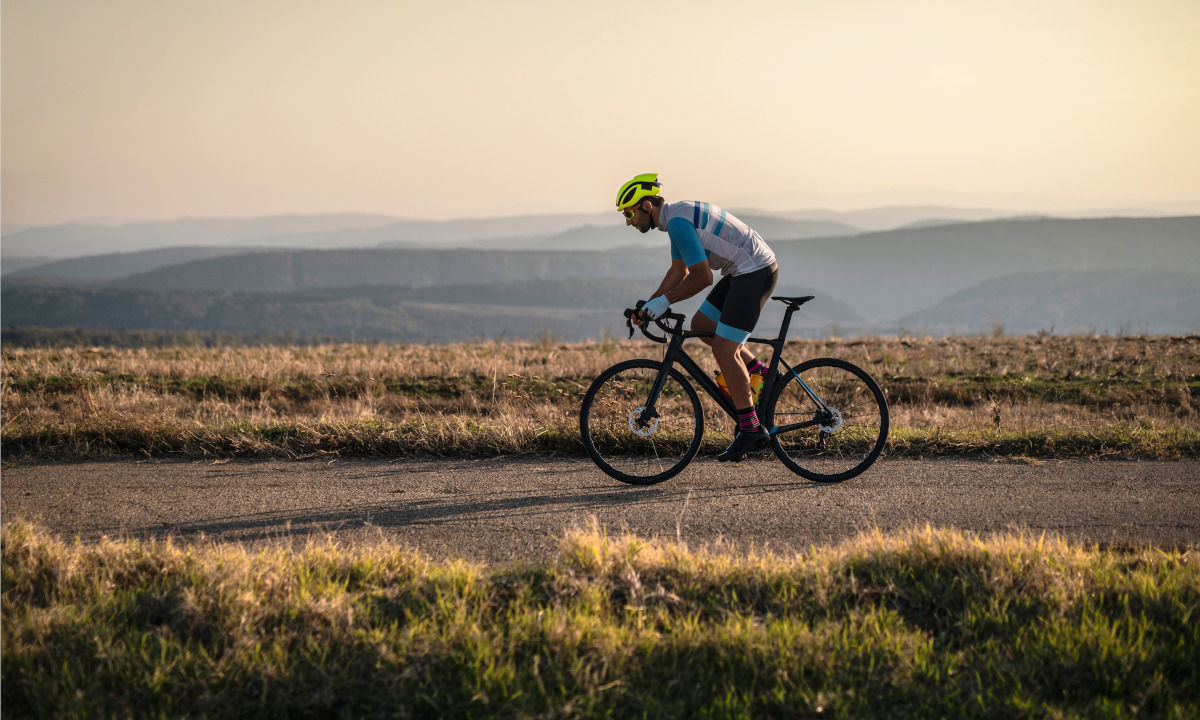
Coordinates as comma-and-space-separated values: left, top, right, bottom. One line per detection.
579, 296, 889, 485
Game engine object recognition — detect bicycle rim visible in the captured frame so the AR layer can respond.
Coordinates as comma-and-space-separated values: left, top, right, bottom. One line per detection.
579, 359, 703, 485
767, 357, 888, 482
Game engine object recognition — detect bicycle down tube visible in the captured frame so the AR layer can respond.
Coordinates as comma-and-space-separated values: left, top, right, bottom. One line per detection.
637, 320, 738, 424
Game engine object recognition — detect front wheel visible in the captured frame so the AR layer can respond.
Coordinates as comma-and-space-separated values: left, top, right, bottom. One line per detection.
766, 357, 888, 482
579, 359, 704, 485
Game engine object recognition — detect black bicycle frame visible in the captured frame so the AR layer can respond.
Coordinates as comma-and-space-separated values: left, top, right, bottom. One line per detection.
635, 301, 829, 432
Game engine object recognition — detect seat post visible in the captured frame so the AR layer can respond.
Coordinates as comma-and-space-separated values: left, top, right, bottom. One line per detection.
770, 295, 814, 343
777, 303, 798, 343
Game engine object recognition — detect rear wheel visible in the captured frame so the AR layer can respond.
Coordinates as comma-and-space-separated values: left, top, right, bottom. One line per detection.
579, 359, 704, 485
766, 357, 888, 482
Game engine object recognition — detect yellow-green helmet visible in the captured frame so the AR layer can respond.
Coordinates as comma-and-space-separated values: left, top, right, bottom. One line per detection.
615, 173, 662, 210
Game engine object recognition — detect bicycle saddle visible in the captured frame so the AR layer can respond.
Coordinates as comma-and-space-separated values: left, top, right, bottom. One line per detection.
771, 295, 815, 308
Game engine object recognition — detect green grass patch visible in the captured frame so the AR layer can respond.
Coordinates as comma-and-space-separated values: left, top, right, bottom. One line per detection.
884, 425, 1200, 460
3, 521, 1197, 718
883, 374, 1200, 408
4, 372, 584, 403
9, 371, 1198, 409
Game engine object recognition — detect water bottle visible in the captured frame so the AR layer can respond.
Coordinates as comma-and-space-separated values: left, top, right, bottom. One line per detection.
715, 371, 764, 405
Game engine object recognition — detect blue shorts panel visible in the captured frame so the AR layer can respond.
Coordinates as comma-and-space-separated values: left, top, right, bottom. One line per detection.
715, 321, 751, 344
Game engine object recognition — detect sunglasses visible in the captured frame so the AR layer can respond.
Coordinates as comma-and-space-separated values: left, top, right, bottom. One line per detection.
623, 204, 642, 220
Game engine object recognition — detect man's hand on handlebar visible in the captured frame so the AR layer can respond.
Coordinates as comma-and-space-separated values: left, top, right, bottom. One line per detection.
626, 301, 646, 336
625, 300, 653, 337
632, 295, 669, 327
642, 295, 669, 318
625, 301, 681, 342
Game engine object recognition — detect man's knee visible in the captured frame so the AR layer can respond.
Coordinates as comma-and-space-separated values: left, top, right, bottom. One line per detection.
691, 312, 717, 345
711, 336, 742, 361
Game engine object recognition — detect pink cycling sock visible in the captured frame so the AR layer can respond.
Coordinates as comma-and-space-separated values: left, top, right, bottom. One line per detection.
746, 359, 769, 375
737, 407, 761, 433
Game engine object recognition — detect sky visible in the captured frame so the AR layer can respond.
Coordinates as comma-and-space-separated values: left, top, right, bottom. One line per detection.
3, 0, 1199, 225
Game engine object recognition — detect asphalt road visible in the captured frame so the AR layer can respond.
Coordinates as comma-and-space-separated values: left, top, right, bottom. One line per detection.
3, 458, 1198, 563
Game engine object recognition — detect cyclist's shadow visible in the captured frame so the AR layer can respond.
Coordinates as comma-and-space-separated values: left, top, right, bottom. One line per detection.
113, 467, 820, 545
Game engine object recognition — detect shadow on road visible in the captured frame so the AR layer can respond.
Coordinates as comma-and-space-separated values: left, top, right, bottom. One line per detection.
106, 470, 819, 545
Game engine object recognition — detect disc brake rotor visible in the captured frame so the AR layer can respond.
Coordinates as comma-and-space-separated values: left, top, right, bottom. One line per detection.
628, 406, 659, 437
819, 407, 843, 434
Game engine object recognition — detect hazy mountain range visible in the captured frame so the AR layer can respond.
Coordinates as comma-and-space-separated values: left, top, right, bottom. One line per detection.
901, 269, 1200, 335
1, 210, 864, 263
2, 209, 1197, 342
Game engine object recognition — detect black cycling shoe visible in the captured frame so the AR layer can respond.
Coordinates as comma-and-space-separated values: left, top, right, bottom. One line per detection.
717, 427, 770, 462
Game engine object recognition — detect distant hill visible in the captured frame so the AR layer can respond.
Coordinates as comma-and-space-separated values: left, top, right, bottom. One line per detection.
778, 206, 1020, 231
1, 257, 54, 275
3, 246, 276, 280
0, 214, 401, 261
92, 216, 1200, 322
892, 216, 1049, 231
112, 247, 669, 292
900, 269, 1200, 335
767, 216, 1200, 318
327, 280, 864, 322
6, 215, 1195, 340
527, 214, 859, 252
1, 278, 864, 343
345, 212, 618, 249
732, 213, 861, 241
0, 212, 618, 261
0, 205, 990, 262
529, 226, 654, 251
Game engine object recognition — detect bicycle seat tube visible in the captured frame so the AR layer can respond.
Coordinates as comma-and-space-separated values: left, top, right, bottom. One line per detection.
755, 301, 806, 402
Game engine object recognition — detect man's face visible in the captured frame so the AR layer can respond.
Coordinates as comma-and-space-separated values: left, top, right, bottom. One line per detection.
623, 202, 652, 233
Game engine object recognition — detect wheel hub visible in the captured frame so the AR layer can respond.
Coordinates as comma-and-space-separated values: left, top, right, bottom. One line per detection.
818, 407, 843, 434
628, 406, 659, 437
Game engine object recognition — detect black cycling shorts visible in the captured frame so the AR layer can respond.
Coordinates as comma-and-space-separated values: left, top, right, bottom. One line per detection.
697, 263, 779, 343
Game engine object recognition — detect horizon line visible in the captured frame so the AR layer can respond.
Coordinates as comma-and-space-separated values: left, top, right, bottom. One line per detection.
6, 199, 1200, 230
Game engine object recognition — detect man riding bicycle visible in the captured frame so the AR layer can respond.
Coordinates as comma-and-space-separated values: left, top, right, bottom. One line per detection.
618, 173, 779, 462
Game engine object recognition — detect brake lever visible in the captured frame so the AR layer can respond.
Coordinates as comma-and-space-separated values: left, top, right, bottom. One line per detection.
624, 300, 647, 339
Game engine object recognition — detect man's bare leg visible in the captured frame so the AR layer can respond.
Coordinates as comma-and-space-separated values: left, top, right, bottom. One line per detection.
711, 336, 754, 409
690, 313, 760, 369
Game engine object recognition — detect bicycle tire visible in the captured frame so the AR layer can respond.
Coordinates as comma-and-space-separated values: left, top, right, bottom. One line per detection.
765, 357, 888, 482
579, 359, 704, 485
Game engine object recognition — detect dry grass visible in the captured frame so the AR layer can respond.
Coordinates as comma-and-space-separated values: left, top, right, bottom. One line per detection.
3, 335, 1197, 460
4, 518, 1198, 717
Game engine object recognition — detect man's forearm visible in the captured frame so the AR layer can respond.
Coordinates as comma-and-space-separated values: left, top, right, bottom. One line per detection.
663, 271, 711, 304
652, 269, 686, 299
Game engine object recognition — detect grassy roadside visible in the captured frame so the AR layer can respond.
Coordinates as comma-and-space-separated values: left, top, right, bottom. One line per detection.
3, 520, 1197, 718
4, 335, 1197, 462
3, 416, 1198, 462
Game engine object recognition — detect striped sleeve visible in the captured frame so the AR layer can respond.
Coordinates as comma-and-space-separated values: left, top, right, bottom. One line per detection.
667, 217, 707, 266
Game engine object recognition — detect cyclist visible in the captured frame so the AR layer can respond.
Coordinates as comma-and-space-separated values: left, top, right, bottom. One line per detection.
617, 173, 779, 462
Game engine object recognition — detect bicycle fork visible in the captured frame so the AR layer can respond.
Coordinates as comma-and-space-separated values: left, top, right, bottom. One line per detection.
632, 334, 686, 430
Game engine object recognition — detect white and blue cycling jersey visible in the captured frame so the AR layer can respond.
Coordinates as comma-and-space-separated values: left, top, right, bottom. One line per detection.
658, 201, 776, 277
